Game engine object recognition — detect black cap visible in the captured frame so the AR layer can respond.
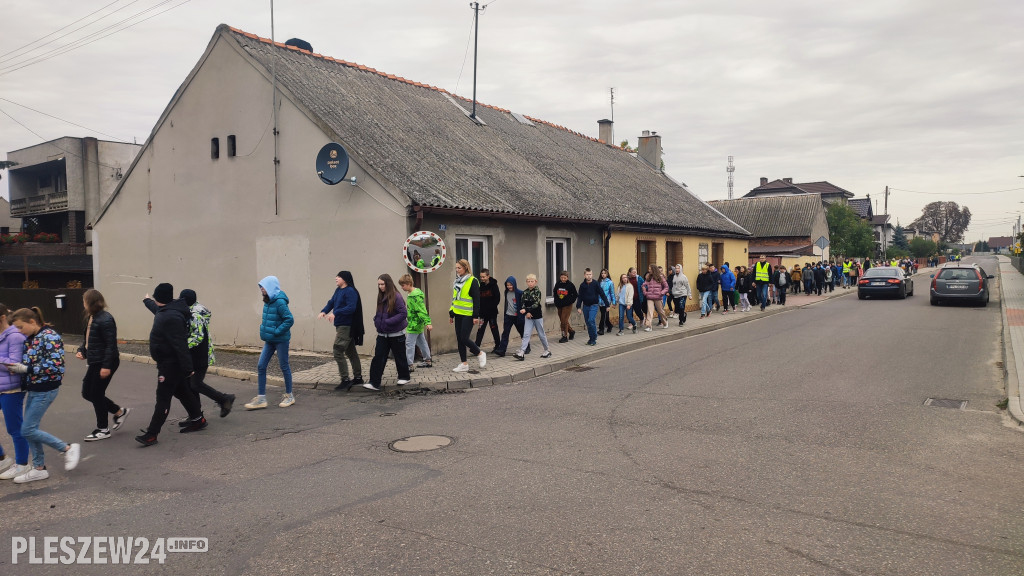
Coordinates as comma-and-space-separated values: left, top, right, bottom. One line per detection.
153, 283, 174, 304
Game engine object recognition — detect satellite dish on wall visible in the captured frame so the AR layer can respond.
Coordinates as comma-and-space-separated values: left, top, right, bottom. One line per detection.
315, 143, 350, 185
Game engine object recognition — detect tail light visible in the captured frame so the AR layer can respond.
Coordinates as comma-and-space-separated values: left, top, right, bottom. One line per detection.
858, 279, 869, 285
931, 276, 937, 291
975, 269, 984, 291
975, 269, 983, 281
887, 279, 901, 284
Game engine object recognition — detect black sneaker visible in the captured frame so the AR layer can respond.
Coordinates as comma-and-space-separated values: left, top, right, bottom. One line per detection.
84, 428, 110, 442
179, 417, 208, 434
111, 407, 130, 431
568, 331, 575, 340
352, 378, 365, 386
220, 394, 235, 418
558, 337, 569, 343
335, 378, 353, 391
597, 329, 604, 335
135, 433, 158, 447
512, 352, 525, 361
525, 346, 531, 354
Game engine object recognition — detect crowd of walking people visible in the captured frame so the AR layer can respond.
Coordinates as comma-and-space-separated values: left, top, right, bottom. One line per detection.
0, 254, 889, 484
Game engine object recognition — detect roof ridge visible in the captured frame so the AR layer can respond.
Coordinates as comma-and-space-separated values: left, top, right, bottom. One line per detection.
225, 25, 604, 145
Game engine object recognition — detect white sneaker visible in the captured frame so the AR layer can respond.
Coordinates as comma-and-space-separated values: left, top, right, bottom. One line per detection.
0, 463, 31, 480
244, 396, 268, 410
453, 363, 470, 373
0, 456, 12, 473
362, 383, 382, 392
14, 467, 49, 483
396, 379, 411, 386
64, 443, 81, 471
478, 351, 487, 368
278, 394, 295, 408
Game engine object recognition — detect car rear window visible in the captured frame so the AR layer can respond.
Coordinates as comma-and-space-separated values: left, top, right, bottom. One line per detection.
864, 268, 898, 278
937, 269, 974, 280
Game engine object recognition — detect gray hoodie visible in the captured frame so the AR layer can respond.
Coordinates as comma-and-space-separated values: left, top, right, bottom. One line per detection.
671, 269, 691, 298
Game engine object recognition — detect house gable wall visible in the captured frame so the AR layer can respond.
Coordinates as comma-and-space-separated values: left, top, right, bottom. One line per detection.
94, 35, 408, 351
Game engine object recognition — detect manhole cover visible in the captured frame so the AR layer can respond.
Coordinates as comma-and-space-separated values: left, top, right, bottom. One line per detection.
389, 435, 454, 453
565, 366, 593, 372
924, 398, 967, 410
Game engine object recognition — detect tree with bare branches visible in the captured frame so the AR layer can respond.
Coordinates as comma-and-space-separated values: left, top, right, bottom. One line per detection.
909, 201, 971, 244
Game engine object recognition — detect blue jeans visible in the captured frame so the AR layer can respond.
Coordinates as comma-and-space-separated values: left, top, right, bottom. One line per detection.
700, 291, 712, 315
757, 283, 770, 308
1, 391, 28, 465
405, 331, 431, 366
618, 304, 636, 331
22, 389, 66, 469
519, 318, 549, 353
582, 304, 598, 343
257, 341, 293, 395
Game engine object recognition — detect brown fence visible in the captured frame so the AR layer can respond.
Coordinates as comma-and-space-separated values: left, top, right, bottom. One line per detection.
0, 288, 88, 336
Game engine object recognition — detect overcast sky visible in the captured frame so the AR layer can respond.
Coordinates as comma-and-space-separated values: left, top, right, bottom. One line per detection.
2, 0, 1022, 242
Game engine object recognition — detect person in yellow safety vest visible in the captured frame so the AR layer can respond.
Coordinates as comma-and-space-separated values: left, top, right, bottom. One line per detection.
841, 258, 852, 289
449, 258, 486, 373
890, 258, 898, 267
753, 254, 773, 311
431, 249, 442, 267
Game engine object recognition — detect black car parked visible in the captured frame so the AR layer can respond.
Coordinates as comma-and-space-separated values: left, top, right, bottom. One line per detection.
929, 264, 993, 306
858, 266, 914, 299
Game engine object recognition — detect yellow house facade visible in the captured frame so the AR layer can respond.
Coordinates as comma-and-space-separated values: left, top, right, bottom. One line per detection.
607, 231, 749, 312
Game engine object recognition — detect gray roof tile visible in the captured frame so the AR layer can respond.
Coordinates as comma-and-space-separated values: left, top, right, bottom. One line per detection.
707, 195, 824, 237
225, 26, 749, 237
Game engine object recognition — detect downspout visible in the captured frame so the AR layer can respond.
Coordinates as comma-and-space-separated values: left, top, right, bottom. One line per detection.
604, 226, 612, 271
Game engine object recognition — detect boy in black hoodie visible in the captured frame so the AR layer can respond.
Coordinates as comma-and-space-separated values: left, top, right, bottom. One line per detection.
553, 271, 577, 342
474, 269, 502, 352
137, 283, 205, 446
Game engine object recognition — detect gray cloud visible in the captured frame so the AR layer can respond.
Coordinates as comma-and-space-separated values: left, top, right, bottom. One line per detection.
1, 0, 1021, 240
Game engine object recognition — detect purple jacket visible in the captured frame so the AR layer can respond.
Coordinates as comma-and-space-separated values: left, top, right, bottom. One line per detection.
0, 324, 27, 392
373, 294, 408, 334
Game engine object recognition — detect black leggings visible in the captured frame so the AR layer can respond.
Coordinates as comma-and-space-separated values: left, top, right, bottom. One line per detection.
369, 334, 410, 384
721, 290, 735, 310
454, 315, 481, 362
82, 360, 121, 430
599, 306, 612, 331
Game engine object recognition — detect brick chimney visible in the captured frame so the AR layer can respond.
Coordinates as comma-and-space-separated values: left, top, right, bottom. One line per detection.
783, 177, 793, 184
760, 177, 768, 186
637, 130, 662, 170
598, 119, 613, 145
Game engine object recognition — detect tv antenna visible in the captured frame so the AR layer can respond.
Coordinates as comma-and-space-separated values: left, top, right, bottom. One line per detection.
726, 156, 735, 199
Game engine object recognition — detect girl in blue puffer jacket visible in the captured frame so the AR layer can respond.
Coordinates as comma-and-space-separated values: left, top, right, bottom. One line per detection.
245, 276, 295, 411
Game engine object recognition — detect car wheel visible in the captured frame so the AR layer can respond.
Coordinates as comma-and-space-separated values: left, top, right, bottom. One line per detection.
930, 297, 939, 306
899, 286, 907, 299
858, 293, 866, 300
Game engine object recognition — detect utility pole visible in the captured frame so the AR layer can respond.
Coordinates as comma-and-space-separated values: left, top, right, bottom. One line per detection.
609, 87, 615, 144
882, 185, 890, 259
470, 2, 483, 119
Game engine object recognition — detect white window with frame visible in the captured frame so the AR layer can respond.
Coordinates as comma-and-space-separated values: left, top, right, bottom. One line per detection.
455, 235, 490, 276
698, 243, 709, 268
546, 238, 570, 301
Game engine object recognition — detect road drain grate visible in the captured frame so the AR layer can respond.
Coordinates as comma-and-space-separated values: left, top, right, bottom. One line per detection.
924, 398, 967, 410
565, 366, 593, 372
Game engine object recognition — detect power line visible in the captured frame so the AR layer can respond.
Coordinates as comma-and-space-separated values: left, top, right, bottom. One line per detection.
889, 186, 1024, 196
0, 105, 125, 170
0, 0, 192, 77
0, 0, 142, 65
0, 97, 132, 143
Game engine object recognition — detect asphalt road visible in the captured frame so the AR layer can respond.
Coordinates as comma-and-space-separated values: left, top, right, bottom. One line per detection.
1, 254, 1021, 575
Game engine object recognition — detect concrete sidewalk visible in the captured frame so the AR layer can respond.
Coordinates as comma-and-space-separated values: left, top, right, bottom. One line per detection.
996, 255, 1024, 426
123, 271, 934, 394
